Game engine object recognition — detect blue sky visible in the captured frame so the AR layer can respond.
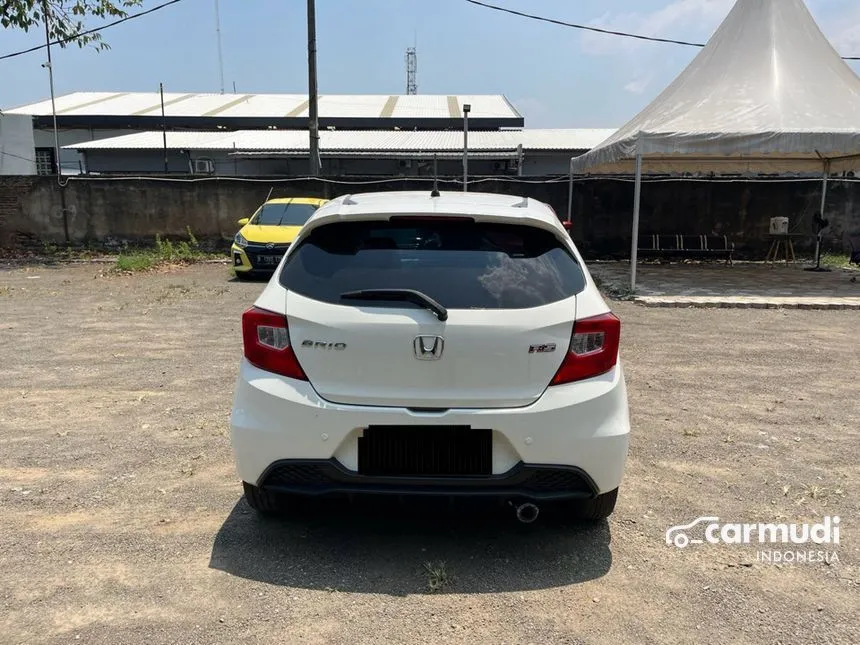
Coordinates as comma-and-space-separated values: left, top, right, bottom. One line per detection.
2, 0, 859, 127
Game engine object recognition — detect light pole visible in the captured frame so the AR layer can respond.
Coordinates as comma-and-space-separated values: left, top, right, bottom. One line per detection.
462, 103, 471, 192
307, 0, 321, 176
160, 83, 168, 173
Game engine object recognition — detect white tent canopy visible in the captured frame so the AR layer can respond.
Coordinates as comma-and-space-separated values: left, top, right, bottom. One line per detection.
571, 0, 860, 176
568, 0, 860, 289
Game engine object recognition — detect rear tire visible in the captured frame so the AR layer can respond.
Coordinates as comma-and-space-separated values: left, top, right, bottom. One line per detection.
242, 481, 279, 514
234, 271, 253, 281
568, 488, 619, 521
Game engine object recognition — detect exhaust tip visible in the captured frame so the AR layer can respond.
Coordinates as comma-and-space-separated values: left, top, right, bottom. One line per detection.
514, 502, 540, 524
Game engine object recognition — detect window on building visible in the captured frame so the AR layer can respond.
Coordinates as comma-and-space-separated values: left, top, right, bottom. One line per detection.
35, 149, 55, 175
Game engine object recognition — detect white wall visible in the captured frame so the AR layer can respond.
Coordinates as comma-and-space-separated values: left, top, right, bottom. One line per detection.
0, 114, 37, 175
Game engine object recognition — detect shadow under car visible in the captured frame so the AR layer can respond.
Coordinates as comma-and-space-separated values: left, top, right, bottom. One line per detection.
209, 496, 613, 595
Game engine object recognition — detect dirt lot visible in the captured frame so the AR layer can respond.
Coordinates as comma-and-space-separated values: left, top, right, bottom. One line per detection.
1, 262, 857, 645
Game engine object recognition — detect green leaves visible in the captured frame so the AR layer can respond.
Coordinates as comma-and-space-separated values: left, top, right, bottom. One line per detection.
1, 0, 144, 49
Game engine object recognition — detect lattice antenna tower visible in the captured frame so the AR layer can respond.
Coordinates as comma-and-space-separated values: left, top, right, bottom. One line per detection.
406, 47, 418, 95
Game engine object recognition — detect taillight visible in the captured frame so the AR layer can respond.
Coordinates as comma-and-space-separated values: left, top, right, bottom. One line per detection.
241, 306, 307, 380
550, 312, 621, 385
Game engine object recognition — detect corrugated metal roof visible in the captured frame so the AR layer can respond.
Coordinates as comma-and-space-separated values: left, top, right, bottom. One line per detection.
7, 92, 521, 120
67, 129, 617, 152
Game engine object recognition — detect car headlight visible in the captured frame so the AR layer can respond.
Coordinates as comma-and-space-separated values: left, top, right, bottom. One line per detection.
234, 232, 248, 248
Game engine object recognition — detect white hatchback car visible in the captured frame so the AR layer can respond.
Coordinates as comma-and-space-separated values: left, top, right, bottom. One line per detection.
230, 191, 630, 522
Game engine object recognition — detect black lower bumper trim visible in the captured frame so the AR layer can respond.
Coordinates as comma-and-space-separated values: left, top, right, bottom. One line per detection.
258, 459, 597, 501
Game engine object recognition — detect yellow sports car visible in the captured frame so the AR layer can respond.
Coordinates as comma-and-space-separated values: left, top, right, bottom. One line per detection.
231, 197, 328, 279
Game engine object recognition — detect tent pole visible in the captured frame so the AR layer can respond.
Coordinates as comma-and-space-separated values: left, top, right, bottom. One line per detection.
567, 158, 574, 224
819, 163, 829, 217
630, 149, 643, 292
805, 161, 832, 273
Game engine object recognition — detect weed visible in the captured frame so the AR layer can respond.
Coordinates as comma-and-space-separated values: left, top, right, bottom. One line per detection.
592, 273, 636, 300
804, 484, 826, 500
115, 254, 155, 272
114, 229, 207, 273
423, 561, 451, 593
819, 253, 851, 269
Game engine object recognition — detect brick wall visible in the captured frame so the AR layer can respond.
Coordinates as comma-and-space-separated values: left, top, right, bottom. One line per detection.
0, 176, 39, 247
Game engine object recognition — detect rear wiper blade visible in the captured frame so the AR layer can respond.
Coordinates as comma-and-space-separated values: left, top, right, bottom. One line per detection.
340, 289, 448, 321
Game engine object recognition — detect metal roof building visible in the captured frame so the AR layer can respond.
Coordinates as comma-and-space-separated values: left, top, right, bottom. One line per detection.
68, 129, 617, 176
3, 91, 617, 176
6, 91, 523, 130
69, 128, 614, 153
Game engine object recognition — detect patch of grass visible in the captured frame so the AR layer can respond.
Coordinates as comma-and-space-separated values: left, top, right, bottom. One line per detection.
115, 254, 156, 272
592, 273, 635, 300
820, 253, 851, 269
423, 561, 451, 593
114, 228, 208, 273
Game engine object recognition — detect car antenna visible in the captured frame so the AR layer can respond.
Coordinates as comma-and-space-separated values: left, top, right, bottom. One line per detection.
430, 154, 440, 197
252, 187, 275, 221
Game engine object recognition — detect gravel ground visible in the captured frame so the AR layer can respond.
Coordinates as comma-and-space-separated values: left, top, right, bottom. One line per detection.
0, 262, 857, 645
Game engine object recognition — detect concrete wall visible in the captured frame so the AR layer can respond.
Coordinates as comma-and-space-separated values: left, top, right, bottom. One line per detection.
1, 175, 858, 257
0, 115, 36, 175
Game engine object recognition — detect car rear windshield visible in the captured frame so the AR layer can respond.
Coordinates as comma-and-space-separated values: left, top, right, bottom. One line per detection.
254, 203, 319, 226
279, 220, 585, 310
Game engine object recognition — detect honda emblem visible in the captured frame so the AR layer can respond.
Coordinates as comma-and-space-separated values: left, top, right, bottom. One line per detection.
413, 335, 444, 360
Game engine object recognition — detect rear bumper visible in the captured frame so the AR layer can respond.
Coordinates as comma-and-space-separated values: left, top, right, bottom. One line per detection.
231, 360, 630, 495
259, 459, 596, 500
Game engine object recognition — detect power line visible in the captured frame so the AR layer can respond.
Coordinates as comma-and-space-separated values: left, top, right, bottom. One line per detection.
464, 0, 860, 61
0, 0, 186, 62
465, 0, 706, 47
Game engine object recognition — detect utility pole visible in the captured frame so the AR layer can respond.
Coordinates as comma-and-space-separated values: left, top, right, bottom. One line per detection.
160, 83, 168, 173
462, 104, 471, 192
42, 2, 69, 242
307, 0, 321, 176
43, 11, 61, 179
